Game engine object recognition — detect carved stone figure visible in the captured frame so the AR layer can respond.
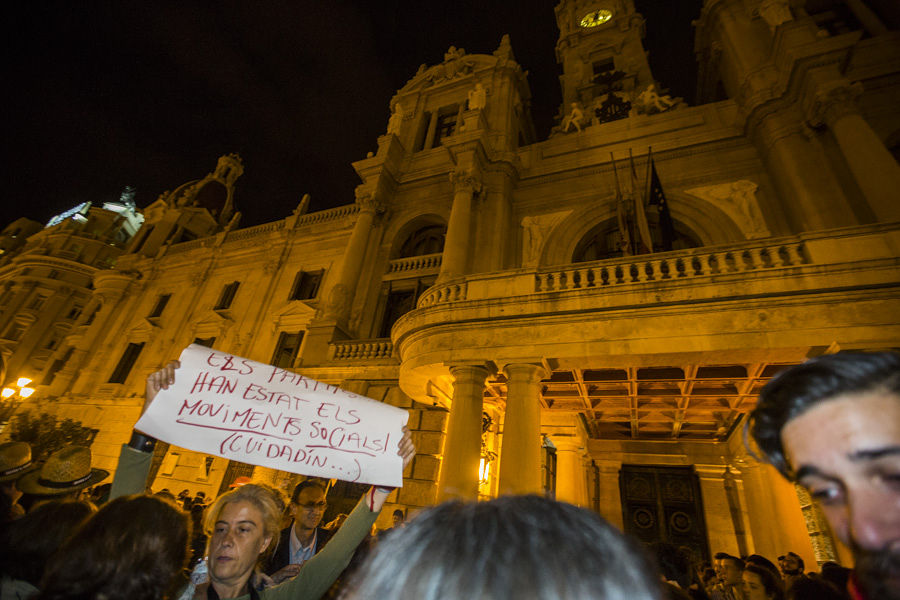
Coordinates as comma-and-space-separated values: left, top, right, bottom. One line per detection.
493, 34, 514, 61
521, 211, 572, 267
387, 101, 404, 135
633, 83, 680, 114
562, 102, 586, 132
685, 180, 770, 240
758, 0, 793, 30
467, 83, 487, 111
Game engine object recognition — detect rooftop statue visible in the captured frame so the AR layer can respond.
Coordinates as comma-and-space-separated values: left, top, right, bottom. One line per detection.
467, 83, 487, 111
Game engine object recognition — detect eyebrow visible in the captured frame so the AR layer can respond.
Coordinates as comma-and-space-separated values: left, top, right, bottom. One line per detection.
215, 520, 258, 527
794, 446, 900, 481
848, 446, 900, 462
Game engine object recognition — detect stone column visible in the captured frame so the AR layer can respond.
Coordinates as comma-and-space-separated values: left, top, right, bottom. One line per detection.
424, 112, 439, 150
437, 365, 489, 501
553, 436, 590, 507
497, 363, 547, 495
695, 464, 742, 556
809, 83, 900, 223
755, 109, 856, 230
438, 168, 482, 283
322, 191, 382, 322
595, 459, 624, 530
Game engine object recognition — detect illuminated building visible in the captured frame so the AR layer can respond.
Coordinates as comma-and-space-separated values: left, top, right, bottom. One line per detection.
1, 0, 898, 565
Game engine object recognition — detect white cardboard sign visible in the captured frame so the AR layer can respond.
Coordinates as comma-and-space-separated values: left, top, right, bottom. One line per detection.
135, 345, 409, 487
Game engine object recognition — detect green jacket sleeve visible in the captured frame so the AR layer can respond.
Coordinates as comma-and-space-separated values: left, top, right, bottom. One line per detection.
108, 444, 153, 500
261, 494, 379, 600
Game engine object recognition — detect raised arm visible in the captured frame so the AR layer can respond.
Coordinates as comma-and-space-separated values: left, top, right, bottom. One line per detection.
263, 427, 416, 600
109, 360, 180, 499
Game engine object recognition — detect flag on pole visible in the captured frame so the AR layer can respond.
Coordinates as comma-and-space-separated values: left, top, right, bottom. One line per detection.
646, 149, 674, 251
629, 148, 653, 254
610, 152, 632, 256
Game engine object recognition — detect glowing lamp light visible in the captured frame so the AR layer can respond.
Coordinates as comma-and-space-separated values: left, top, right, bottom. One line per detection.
16, 377, 32, 388
1, 388, 15, 399
19, 388, 35, 398
479, 458, 490, 484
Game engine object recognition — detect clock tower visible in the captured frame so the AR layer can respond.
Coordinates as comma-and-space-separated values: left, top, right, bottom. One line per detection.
554, 0, 655, 121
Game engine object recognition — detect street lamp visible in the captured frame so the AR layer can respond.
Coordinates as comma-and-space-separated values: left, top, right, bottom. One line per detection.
2, 377, 35, 399
0, 377, 34, 432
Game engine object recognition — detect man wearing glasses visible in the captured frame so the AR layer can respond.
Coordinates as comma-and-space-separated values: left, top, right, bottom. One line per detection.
266, 479, 334, 583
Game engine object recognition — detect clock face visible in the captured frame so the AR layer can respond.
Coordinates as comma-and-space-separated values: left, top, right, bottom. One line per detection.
580, 9, 614, 28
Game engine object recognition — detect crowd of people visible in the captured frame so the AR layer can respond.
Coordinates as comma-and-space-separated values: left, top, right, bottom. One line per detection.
0, 350, 897, 600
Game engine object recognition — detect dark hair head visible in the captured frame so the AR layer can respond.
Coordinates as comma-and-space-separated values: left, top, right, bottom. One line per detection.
745, 564, 785, 600
344, 495, 661, 600
785, 575, 846, 600
818, 562, 851, 590
714, 552, 744, 570
290, 478, 326, 504
748, 351, 900, 477
0, 500, 95, 585
746, 554, 780, 578
650, 543, 691, 589
36, 495, 189, 600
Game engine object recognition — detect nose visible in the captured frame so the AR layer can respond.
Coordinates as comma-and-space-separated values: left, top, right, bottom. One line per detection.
848, 487, 900, 551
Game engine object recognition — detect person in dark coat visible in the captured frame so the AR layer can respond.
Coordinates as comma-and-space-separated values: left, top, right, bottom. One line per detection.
264, 480, 334, 584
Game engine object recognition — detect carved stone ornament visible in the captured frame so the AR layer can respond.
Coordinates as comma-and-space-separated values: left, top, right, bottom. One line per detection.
467, 83, 487, 111
633, 83, 681, 115
521, 211, 572, 267
449, 169, 483, 194
757, 0, 793, 30
387, 101, 404, 135
807, 82, 863, 128
685, 180, 770, 240
354, 189, 384, 213
561, 102, 586, 133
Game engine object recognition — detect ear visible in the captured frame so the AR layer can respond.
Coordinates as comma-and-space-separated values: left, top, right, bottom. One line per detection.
259, 534, 273, 555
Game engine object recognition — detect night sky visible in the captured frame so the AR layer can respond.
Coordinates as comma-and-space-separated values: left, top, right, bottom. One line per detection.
2, 1, 702, 230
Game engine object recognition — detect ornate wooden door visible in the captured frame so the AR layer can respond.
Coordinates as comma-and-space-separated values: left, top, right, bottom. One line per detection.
619, 465, 710, 563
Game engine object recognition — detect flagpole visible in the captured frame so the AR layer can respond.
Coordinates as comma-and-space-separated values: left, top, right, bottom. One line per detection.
611, 152, 632, 256
629, 147, 653, 254
645, 146, 653, 204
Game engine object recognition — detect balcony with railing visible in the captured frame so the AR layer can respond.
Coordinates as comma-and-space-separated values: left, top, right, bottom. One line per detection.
396, 222, 900, 404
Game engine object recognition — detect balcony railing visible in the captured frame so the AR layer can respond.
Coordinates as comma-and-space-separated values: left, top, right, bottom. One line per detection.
413, 230, 872, 309
535, 241, 808, 292
330, 338, 394, 361
387, 253, 442, 275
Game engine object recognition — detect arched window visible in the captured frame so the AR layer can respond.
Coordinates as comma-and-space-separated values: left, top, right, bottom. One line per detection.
572, 216, 701, 263
397, 225, 446, 258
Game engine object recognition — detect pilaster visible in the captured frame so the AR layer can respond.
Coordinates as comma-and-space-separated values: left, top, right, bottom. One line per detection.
807, 82, 900, 223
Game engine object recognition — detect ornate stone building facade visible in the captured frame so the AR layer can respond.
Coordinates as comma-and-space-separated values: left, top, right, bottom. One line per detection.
1, 0, 898, 564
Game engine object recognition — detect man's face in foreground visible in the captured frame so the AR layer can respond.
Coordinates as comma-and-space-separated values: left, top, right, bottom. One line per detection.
782, 390, 900, 600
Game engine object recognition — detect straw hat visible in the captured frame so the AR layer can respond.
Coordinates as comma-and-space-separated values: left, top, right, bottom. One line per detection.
18, 445, 109, 495
0, 441, 37, 482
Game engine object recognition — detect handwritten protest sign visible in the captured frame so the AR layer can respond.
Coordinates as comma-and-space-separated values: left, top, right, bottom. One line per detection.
135, 345, 409, 487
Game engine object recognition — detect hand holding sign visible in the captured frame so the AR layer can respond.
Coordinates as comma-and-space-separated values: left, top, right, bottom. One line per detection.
136, 345, 412, 487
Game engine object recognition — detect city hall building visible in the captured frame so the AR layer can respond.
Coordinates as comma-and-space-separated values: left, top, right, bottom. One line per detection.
1, 0, 899, 570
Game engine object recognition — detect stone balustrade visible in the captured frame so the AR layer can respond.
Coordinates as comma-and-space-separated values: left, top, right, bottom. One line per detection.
417, 281, 468, 308
387, 253, 442, 274
295, 204, 358, 226
330, 338, 394, 360
411, 224, 900, 310
535, 240, 809, 292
